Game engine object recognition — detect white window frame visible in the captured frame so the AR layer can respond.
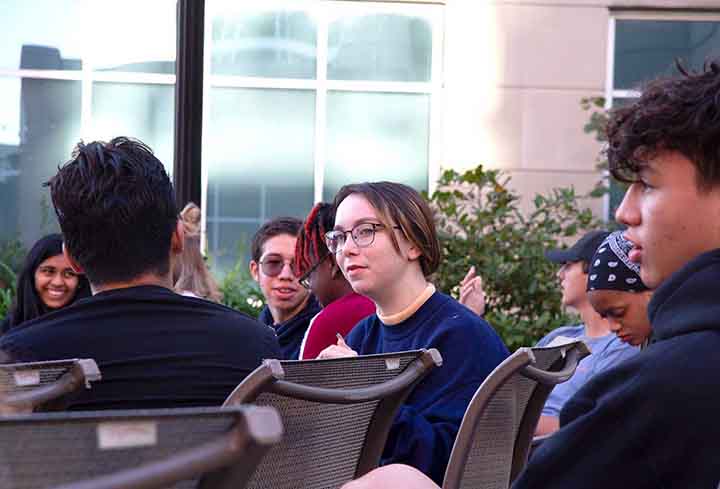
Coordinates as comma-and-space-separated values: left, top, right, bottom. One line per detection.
201, 0, 445, 254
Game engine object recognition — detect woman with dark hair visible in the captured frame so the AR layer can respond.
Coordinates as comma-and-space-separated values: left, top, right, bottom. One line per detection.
1, 234, 90, 335
318, 181, 508, 485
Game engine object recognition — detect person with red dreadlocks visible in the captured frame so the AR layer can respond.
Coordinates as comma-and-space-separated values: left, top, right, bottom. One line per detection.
294, 203, 375, 360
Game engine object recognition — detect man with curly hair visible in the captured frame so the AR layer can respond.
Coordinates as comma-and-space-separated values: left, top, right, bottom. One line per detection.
0, 138, 280, 409
341, 60, 720, 489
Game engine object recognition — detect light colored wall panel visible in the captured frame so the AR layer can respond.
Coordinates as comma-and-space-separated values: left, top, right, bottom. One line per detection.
505, 169, 604, 216
494, 3, 608, 89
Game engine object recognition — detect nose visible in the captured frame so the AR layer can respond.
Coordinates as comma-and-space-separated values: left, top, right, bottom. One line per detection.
556, 266, 565, 281
615, 183, 641, 227
340, 234, 360, 258
278, 261, 295, 280
607, 318, 621, 333
50, 272, 65, 286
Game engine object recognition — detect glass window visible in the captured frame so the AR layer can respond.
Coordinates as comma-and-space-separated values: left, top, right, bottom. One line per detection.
0, 77, 80, 243
204, 87, 315, 269
328, 13, 433, 82
91, 83, 175, 174
211, 7, 317, 78
324, 91, 430, 200
203, 1, 441, 272
615, 20, 720, 90
2, 0, 85, 70
88, 1, 177, 74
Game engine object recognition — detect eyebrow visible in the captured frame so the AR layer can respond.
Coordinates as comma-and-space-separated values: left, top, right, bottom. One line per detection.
333, 217, 381, 231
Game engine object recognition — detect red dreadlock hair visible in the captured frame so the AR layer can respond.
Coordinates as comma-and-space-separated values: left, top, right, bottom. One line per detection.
295, 202, 335, 277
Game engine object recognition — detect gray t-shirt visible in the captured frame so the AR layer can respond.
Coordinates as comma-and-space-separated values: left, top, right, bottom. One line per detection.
536, 324, 639, 417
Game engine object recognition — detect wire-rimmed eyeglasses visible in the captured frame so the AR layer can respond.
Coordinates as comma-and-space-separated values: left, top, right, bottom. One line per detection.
324, 222, 400, 254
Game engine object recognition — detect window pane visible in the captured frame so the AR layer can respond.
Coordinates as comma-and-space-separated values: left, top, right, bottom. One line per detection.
0, 77, 80, 243
328, 13, 433, 82
91, 83, 175, 176
89, 1, 177, 74
2, 0, 84, 70
210, 6, 317, 78
324, 91, 429, 200
615, 20, 720, 90
205, 88, 315, 271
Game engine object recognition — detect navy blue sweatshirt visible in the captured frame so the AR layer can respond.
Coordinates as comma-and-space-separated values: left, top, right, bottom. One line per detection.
513, 248, 720, 489
347, 291, 509, 485
259, 295, 321, 360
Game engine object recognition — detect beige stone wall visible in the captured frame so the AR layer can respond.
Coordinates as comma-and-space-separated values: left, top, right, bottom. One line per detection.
442, 0, 610, 217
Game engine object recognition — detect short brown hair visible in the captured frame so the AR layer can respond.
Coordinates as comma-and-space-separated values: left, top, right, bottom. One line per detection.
250, 217, 303, 262
333, 182, 440, 277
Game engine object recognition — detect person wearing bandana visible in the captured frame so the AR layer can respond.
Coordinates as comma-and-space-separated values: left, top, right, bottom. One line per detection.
586, 231, 653, 348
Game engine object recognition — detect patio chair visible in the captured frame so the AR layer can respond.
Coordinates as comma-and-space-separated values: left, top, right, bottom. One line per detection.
0, 358, 101, 413
224, 349, 442, 489
0, 405, 282, 489
442, 341, 590, 489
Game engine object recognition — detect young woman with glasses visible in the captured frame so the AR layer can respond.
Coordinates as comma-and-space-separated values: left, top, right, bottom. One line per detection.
294, 203, 375, 359
318, 182, 509, 485
249, 217, 321, 360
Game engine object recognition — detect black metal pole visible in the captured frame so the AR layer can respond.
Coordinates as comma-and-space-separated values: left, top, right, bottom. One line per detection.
174, 0, 205, 208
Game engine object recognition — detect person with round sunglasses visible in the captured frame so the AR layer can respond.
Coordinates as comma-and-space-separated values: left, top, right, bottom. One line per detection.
318, 181, 509, 485
2, 234, 90, 335
294, 202, 375, 360
250, 217, 321, 360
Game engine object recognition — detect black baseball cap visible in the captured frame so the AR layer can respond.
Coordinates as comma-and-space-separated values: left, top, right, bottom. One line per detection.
545, 230, 611, 265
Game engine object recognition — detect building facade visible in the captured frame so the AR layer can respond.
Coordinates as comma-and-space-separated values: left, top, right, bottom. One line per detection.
1, 0, 718, 270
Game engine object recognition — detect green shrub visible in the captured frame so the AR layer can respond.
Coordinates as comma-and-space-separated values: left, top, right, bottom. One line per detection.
428, 165, 601, 351
218, 258, 265, 318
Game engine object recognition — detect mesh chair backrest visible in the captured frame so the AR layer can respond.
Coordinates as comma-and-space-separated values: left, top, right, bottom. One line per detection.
0, 406, 252, 489
239, 350, 430, 489
0, 359, 101, 411
444, 342, 587, 489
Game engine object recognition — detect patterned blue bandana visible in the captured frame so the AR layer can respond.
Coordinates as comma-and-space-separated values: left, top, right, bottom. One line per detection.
587, 231, 648, 293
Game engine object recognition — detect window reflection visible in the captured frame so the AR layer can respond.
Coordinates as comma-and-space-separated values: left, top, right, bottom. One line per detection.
204, 87, 315, 270
0, 77, 79, 243
328, 13, 432, 82
324, 91, 429, 200
211, 8, 317, 78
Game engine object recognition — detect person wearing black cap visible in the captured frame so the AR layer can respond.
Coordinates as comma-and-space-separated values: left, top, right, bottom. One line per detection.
586, 231, 653, 348
533, 229, 639, 436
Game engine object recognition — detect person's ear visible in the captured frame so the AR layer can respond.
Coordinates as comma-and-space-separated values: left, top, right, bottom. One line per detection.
170, 220, 184, 255
249, 260, 260, 282
62, 243, 84, 274
406, 243, 422, 261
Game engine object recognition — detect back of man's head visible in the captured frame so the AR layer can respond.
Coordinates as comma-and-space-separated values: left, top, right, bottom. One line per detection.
46, 137, 178, 286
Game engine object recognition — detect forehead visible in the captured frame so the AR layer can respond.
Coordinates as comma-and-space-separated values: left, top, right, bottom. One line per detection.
37, 254, 70, 269
260, 233, 297, 258
587, 289, 633, 310
334, 193, 380, 228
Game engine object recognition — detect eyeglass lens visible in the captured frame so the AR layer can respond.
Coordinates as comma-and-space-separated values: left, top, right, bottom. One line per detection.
260, 258, 295, 277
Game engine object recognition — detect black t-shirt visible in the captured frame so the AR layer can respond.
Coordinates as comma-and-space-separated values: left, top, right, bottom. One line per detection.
0, 285, 280, 410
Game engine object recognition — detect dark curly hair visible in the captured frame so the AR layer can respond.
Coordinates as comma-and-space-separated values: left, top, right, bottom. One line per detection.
607, 59, 720, 190
45, 137, 178, 285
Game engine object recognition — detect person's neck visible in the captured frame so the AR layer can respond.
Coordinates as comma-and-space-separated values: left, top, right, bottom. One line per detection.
90, 272, 173, 295
271, 294, 310, 325
373, 270, 429, 317
577, 301, 611, 338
